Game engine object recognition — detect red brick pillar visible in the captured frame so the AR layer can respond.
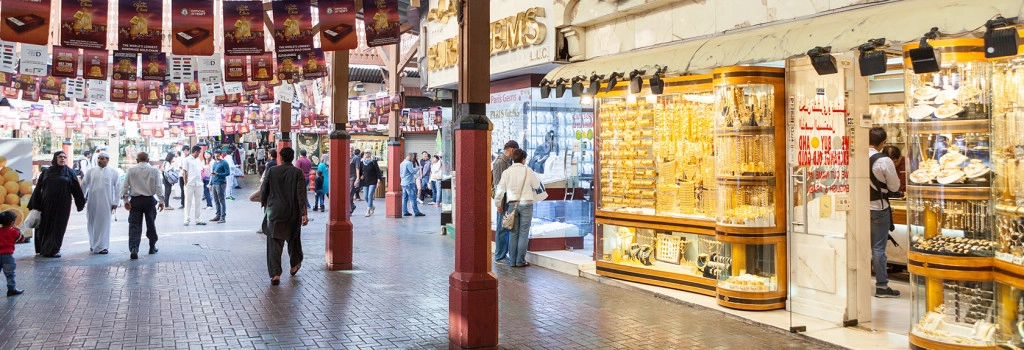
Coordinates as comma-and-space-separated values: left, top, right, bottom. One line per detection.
326, 51, 353, 270
449, 1, 497, 348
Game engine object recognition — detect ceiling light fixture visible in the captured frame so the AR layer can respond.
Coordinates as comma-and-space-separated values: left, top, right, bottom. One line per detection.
555, 78, 569, 98
628, 69, 646, 94
807, 46, 838, 75
649, 66, 667, 95
984, 16, 1019, 58
605, 72, 622, 93
908, 27, 941, 74
858, 38, 888, 76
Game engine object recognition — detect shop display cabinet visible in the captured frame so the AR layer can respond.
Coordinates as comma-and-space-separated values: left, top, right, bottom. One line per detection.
712, 66, 788, 310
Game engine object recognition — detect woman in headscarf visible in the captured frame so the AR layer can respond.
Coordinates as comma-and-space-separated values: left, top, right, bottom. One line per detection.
27, 151, 86, 257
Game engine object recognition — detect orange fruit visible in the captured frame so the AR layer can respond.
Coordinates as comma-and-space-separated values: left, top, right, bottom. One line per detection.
5, 193, 19, 205
2, 170, 16, 183
18, 180, 30, 195
4, 181, 18, 195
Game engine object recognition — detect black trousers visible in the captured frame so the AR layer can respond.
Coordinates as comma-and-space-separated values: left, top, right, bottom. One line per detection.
178, 178, 185, 206
266, 229, 303, 278
128, 196, 159, 252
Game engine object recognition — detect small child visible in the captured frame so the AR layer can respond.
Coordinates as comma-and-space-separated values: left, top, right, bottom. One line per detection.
0, 210, 25, 296
314, 170, 326, 212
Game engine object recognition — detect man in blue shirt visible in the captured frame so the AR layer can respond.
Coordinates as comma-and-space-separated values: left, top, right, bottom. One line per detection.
209, 149, 230, 223
400, 153, 424, 217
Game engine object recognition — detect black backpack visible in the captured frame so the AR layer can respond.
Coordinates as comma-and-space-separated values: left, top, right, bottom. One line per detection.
869, 152, 900, 245
72, 159, 84, 178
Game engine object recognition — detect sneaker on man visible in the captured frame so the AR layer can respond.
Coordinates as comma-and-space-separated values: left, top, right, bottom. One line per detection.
183, 221, 189, 226
218, 218, 226, 224
226, 197, 235, 201
875, 287, 900, 298
196, 221, 207, 226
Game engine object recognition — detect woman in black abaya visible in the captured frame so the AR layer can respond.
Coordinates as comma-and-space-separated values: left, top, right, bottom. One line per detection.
28, 151, 86, 257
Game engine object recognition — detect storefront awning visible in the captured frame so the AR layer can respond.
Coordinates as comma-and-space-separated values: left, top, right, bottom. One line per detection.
544, 0, 1024, 81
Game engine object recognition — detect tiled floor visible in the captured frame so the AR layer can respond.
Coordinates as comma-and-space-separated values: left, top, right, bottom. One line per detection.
0, 179, 833, 349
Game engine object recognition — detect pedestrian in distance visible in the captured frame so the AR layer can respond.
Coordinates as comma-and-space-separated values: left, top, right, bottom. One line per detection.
209, 149, 229, 224
120, 152, 165, 260
358, 150, 382, 217
260, 147, 309, 285
81, 152, 119, 254
313, 170, 326, 212
400, 153, 425, 217
28, 151, 86, 258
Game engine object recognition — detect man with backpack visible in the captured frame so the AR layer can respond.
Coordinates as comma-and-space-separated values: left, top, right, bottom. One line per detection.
868, 127, 902, 298
74, 150, 93, 180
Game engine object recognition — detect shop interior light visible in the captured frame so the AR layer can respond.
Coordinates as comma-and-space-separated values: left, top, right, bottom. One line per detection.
807, 46, 838, 75
628, 69, 646, 94
984, 16, 1019, 58
570, 76, 586, 97
539, 79, 553, 99
555, 78, 569, 98
605, 72, 623, 93
649, 66, 667, 95
858, 38, 888, 76
909, 27, 941, 74
587, 74, 604, 96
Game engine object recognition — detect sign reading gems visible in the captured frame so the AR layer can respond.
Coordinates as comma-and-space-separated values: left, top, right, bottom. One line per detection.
426, 6, 546, 72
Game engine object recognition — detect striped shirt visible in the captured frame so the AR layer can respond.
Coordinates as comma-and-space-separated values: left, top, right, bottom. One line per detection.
491, 153, 511, 191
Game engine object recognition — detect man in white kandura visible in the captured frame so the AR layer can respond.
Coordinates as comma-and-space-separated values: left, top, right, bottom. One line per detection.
182, 146, 206, 226
81, 152, 119, 254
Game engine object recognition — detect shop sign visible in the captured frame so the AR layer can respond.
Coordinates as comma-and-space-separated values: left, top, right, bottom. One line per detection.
61, 0, 108, 49
489, 7, 545, 56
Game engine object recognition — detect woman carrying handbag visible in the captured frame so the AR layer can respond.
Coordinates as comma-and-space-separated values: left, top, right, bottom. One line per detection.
492, 149, 547, 267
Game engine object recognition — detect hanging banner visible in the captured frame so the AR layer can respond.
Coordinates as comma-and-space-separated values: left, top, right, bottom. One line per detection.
51, 46, 80, 78
19, 44, 48, 76
272, 0, 314, 54
224, 1, 265, 56
162, 81, 180, 103
82, 49, 109, 80
182, 120, 196, 136
0, 41, 16, 73
301, 49, 326, 80
86, 79, 108, 101
183, 81, 200, 99
65, 77, 85, 99
112, 51, 138, 80
140, 80, 161, 106
1, 0, 50, 45
60, 0, 108, 49
251, 53, 274, 81
276, 53, 301, 81
117, 0, 162, 52
196, 54, 223, 83
109, 80, 127, 102
224, 56, 247, 82
363, 0, 400, 47
0, 72, 12, 87
171, 0, 215, 55
319, 0, 357, 51
125, 80, 140, 103
169, 55, 195, 83
39, 76, 63, 96
140, 52, 167, 81
170, 104, 186, 118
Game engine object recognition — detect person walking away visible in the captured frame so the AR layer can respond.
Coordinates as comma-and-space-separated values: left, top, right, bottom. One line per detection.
493, 148, 547, 267
210, 150, 229, 224
73, 150, 93, 180
81, 152, 119, 254
120, 152, 165, 260
0, 210, 26, 296
181, 146, 205, 226
260, 147, 309, 285
418, 152, 432, 203
256, 147, 267, 174
429, 155, 446, 206
295, 149, 313, 209
28, 151, 86, 258
313, 170, 326, 212
358, 150, 382, 217
349, 149, 362, 211
868, 127, 902, 298
224, 148, 239, 200
160, 152, 177, 210
175, 145, 188, 209
317, 153, 329, 212
491, 141, 518, 264
400, 153, 425, 217
265, 149, 278, 170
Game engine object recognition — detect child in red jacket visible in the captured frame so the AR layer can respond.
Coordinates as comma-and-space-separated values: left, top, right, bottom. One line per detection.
0, 210, 25, 296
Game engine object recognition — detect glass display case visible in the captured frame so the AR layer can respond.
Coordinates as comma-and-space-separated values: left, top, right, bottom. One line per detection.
596, 222, 717, 296
910, 275, 998, 347
597, 98, 657, 214
992, 51, 1024, 266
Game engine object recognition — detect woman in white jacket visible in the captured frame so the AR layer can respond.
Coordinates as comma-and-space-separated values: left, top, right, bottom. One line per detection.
492, 149, 548, 267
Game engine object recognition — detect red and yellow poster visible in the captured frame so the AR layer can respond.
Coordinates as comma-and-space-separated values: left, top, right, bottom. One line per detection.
111, 51, 138, 80
276, 53, 301, 81
1, 0, 50, 45
140, 80, 161, 106
363, 0, 399, 47
301, 49, 326, 80
163, 81, 180, 102
224, 56, 247, 82
82, 49, 108, 80
183, 80, 200, 99
319, 0, 357, 51
171, 0, 215, 55
117, 0, 162, 52
272, 0, 313, 54
39, 76, 63, 95
51, 46, 80, 78
140, 52, 166, 81
125, 80, 140, 103
251, 53, 274, 81
61, 0, 108, 49
109, 80, 127, 102
223, 1, 264, 56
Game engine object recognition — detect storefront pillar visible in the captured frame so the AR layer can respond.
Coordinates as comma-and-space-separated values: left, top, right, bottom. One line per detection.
382, 44, 403, 218
277, 101, 293, 161
449, 1, 497, 349
62, 139, 72, 158
326, 51, 353, 271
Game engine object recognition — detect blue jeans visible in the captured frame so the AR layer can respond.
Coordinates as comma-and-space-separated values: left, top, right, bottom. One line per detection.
202, 178, 212, 207
1, 254, 15, 290
507, 202, 534, 266
363, 184, 377, 208
314, 190, 325, 208
304, 179, 311, 208
402, 183, 421, 215
871, 208, 891, 287
420, 177, 431, 200
494, 208, 511, 262
431, 180, 441, 204
211, 183, 227, 219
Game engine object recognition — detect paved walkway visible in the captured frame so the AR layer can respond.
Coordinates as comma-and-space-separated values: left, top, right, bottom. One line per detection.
0, 179, 833, 349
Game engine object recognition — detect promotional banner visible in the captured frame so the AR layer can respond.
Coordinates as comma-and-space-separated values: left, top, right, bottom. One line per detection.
163, 81, 180, 103
140, 80, 161, 106
363, 0, 400, 47
140, 52, 166, 80
39, 76, 63, 96
301, 49, 326, 80
61, 0, 108, 49
125, 80, 140, 103
0, 41, 16, 73
319, 0, 357, 51
117, 0, 162, 52
183, 81, 200, 99
169, 55, 195, 83
111, 51, 138, 80
224, 56, 247, 82
1, 0, 50, 45
272, 0, 313, 54
82, 49, 109, 80
276, 53, 301, 81
182, 120, 196, 136
223, 1, 265, 56
19, 44, 48, 76
51, 46, 80, 78
171, 0, 215, 55
109, 80, 127, 102
251, 53, 273, 81
196, 54, 223, 84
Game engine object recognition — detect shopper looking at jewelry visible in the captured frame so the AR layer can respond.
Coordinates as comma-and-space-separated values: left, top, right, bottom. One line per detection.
492, 140, 518, 264
493, 148, 548, 267
869, 127, 902, 298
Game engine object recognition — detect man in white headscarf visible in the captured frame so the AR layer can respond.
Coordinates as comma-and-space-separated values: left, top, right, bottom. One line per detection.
81, 152, 119, 254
